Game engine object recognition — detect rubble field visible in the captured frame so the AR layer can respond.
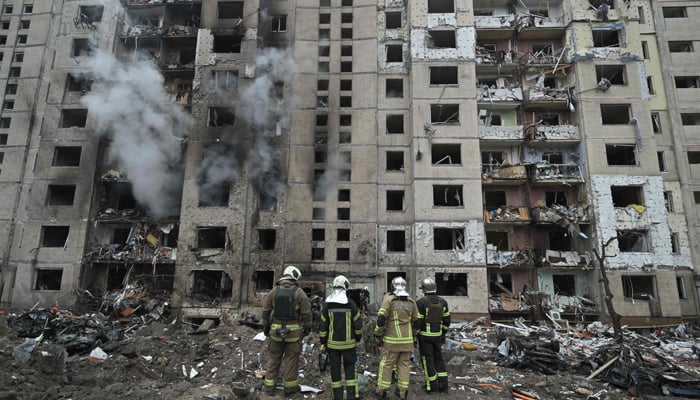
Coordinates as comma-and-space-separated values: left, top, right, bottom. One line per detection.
0, 290, 699, 400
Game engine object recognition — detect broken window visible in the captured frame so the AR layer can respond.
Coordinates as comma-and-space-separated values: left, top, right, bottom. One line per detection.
339, 169, 351, 181
474, 9, 493, 16
386, 151, 404, 171
316, 115, 328, 127
431, 144, 461, 165
218, 2, 244, 19
674, 76, 700, 89
259, 192, 277, 211
312, 247, 325, 260
41, 226, 69, 247
34, 269, 62, 291
622, 275, 655, 299
60, 109, 88, 128
676, 276, 687, 299
211, 70, 238, 90
386, 45, 402, 62
435, 273, 467, 296
196, 227, 227, 249
663, 7, 687, 18
47, 184, 76, 206
192, 270, 233, 300
386, 79, 403, 98
553, 275, 576, 296
337, 228, 350, 241
341, 12, 352, 23
53, 146, 81, 166
592, 29, 620, 47
339, 131, 351, 143
67, 73, 92, 93
386, 12, 401, 29
387, 230, 406, 252
669, 41, 694, 53
341, 28, 352, 39
430, 66, 458, 85
319, 13, 330, 24
617, 230, 649, 252
545, 191, 567, 206
596, 65, 626, 85
319, 29, 330, 40
387, 272, 406, 293
341, 45, 352, 56
481, 150, 504, 169
312, 228, 325, 241
490, 273, 512, 295
208, 107, 235, 126
213, 35, 242, 53
427, 0, 454, 13
271, 15, 286, 32
682, 113, 700, 125
486, 231, 508, 250
337, 248, 350, 260
647, 76, 655, 94
428, 30, 456, 48
484, 190, 506, 211
434, 228, 464, 250
606, 144, 636, 165
313, 208, 325, 220
78, 5, 103, 23
338, 189, 350, 201
72, 38, 92, 56
542, 152, 563, 164
549, 230, 571, 251
254, 270, 275, 291
664, 191, 674, 212
430, 104, 459, 124
641, 41, 649, 59
651, 112, 661, 133
688, 151, 700, 164
433, 185, 462, 207
601, 104, 631, 124
657, 151, 667, 172
258, 229, 276, 250
386, 114, 404, 134
337, 207, 350, 220
671, 232, 679, 254
386, 190, 404, 211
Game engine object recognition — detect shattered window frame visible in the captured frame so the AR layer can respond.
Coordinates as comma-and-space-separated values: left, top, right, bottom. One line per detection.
254, 270, 275, 292
385, 11, 402, 29
622, 275, 656, 299
40, 225, 70, 248
196, 227, 228, 249
34, 268, 62, 291
434, 272, 467, 296
386, 230, 406, 252
78, 5, 104, 23
616, 229, 650, 252
431, 143, 461, 165
433, 227, 465, 250
676, 276, 687, 299
430, 104, 459, 124
217, 1, 244, 19
211, 70, 238, 90
271, 15, 287, 32
605, 144, 637, 166
592, 29, 621, 48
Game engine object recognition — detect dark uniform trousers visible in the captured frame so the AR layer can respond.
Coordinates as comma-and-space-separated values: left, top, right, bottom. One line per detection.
418, 336, 448, 392
328, 347, 358, 399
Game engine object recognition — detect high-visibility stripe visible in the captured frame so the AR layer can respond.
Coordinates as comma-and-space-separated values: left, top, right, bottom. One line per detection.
284, 379, 299, 387
264, 378, 275, 387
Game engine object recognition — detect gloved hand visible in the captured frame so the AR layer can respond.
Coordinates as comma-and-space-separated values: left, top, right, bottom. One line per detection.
263, 325, 271, 336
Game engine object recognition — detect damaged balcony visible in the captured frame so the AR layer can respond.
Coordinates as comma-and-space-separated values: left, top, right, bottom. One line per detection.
537, 249, 592, 268
611, 185, 650, 227
164, 73, 193, 106
85, 222, 178, 264
486, 247, 534, 267
96, 178, 151, 221
475, 44, 517, 74
120, 1, 200, 38
524, 117, 579, 144
478, 109, 523, 143
531, 204, 590, 225
482, 164, 528, 184
189, 270, 233, 305
481, 149, 527, 184
81, 262, 175, 300
529, 163, 584, 184
484, 206, 530, 224
477, 80, 523, 107
122, 0, 202, 7
523, 87, 572, 110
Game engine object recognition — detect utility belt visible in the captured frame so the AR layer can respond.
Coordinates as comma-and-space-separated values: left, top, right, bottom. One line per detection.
270, 319, 302, 342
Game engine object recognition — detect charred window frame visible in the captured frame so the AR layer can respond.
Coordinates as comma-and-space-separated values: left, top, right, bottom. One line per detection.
40, 226, 70, 247
548, 230, 571, 251
669, 41, 694, 53
196, 227, 227, 249
53, 146, 81, 166
192, 270, 233, 299
386, 190, 405, 211
208, 107, 235, 127
78, 5, 103, 23
271, 15, 287, 32
34, 269, 62, 291
254, 270, 275, 291
66, 73, 92, 93
606, 144, 637, 166
427, 0, 454, 13
213, 35, 242, 53
218, 2, 244, 19
595, 65, 626, 85
258, 229, 276, 250
431, 143, 461, 165
484, 190, 506, 211
552, 275, 576, 296
486, 231, 508, 251
622, 275, 656, 299
428, 30, 456, 48
386, 45, 403, 62
430, 66, 458, 85
60, 109, 88, 128
433, 185, 462, 207
545, 191, 567, 206
435, 273, 467, 296
386, 230, 406, 252
386, 114, 404, 134
490, 272, 513, 295
674, 76, 700, 89
72, 38, 92, 57
386, 12, 401, 29
592, 29, 621, 48
433, 227, 464, 250
47, 184, 76, 206
617, 230, 649, 252
430, 104, 459, 124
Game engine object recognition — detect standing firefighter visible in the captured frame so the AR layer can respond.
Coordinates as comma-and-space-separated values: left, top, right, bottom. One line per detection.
416, 277, 451, 393
319, 275, 363, 400
261, 266, 312, 397
373, 277, 420, 400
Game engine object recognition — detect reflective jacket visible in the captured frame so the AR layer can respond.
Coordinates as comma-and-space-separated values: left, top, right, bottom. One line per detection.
416, 294, 451, 338
374, 294, 419, 352
262, 280, 312, 343
319, 298, 363, 350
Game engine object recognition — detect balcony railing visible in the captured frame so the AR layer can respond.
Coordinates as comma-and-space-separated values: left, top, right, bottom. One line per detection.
482, 164, 527, 181
524, 87, 571, 109
531, 204, 590, 225
477, 86, 523, 103
484, 206, 530, 223
529, 163, 584, 184
538, 249, 591, 268
525, 124, 579, 143
486, 248, 533, 266
479, 125, 524, 141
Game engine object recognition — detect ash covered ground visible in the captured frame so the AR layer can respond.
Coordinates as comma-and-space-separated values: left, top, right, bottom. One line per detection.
0, 303, 695, 400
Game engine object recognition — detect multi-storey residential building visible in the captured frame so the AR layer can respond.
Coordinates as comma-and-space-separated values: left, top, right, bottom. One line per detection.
0, 0, 697, 327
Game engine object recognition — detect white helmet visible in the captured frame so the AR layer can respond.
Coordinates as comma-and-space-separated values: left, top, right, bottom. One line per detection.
333, 275, 350, 290
282, 265, 302, 281
391, 276, 409, 297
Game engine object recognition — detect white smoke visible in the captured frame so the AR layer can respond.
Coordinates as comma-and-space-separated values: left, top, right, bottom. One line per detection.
198, 142, 242, 206
81, 50, 191, 218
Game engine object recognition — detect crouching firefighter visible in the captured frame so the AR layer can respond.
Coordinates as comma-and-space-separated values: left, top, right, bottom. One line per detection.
261, 266, 312, 397
319, 275, 363, 400
416, 277, 451, 393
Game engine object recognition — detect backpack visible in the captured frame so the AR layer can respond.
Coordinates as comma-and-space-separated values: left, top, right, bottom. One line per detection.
426, 296, 443, 326
273, 286, 298, 320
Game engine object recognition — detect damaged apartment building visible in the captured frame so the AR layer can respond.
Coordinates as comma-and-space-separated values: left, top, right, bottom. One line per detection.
0, 0, 699, 327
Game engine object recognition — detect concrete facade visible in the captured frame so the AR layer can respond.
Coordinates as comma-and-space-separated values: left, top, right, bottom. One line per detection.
0, 0, 698, 326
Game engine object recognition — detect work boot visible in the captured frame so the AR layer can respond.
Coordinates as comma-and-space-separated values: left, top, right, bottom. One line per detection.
332, 387, 344, 400
437, 376, 449, 393
374, 389, 387, 399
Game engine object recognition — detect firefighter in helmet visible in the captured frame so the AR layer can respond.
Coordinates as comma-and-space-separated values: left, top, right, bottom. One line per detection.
416, 277, 451, 393
261, 266, 312, 397
373, 276, 420, 400
319, 275, 363, 399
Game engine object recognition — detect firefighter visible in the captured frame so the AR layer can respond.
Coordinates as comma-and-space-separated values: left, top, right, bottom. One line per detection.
416, 277, 451, 393
319, 275, 363, 400
373, 277, 420, 400
261, 266, 312, 397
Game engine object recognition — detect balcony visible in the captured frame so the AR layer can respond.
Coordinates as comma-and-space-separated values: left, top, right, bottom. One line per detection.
538, 249, 591, 268
486, 247, 533, 267
477, 86, 523, 108
85, 222, 178, 264
475, 48, 518, 74
523, 87, 571, 110
479, 125, 524, 142
531, 204, 590, 225
482, 164, 527, 184
484, 206, 530, 224
122, 0, 201, 7
525, 124, 579, 144
529, 163, 584, 184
